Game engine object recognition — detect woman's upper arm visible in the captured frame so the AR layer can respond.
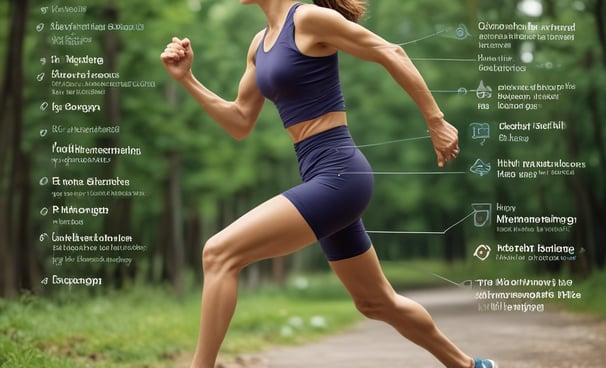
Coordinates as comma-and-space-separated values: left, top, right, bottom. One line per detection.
296, 6, 397, 63
297, 6, 443, 122
234, 31, 266, 125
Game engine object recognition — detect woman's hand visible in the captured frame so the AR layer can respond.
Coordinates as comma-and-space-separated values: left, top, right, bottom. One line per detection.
160, 37, 194, 82
428, 118, 460, 168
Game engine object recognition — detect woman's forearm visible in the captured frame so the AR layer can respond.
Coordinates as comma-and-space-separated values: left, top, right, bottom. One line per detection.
379, 45, 445, 127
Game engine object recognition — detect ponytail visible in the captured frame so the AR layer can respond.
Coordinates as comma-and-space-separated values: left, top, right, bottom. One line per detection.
313, 0, 367, 22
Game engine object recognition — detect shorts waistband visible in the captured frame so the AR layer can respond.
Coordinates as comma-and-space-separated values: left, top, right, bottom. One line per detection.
293, 125, 353, 158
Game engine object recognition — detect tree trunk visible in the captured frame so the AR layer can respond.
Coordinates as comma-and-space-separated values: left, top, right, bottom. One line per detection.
185, 205, 203, 280
596, 0, 606, 67
0, 0, 29, 298
161, 151, 185, 294
271, 256, 287, 287
586, 84, 606, 270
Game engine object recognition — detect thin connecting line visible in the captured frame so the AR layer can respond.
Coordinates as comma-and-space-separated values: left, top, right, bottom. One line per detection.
427, 272, 468, 288
430, 90, 465, 93
408, 266, 471, 289
430, 89, 478, 93
340, 135, 430, 149
396, 29, 449, 46
338, 135, 467, 176
410, 57, 476, 62
340, 171, 467, 176
367, 210, 476, 235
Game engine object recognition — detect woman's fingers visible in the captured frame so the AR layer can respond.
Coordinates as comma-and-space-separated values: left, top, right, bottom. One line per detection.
161, 37, 191, 63
162, 45, 185, 61
434, 138, 460, 167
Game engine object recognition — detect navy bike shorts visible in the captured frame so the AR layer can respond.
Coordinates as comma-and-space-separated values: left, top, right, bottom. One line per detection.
282, 125, 374, 261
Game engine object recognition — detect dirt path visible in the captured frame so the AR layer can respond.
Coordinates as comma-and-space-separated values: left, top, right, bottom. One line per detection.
201, 288, 606, 368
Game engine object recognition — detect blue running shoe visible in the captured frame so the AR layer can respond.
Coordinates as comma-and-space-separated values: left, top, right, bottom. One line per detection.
474, 358, 498, 368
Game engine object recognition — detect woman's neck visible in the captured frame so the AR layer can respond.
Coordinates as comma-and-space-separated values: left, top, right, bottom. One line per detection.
259, 0, 298, 29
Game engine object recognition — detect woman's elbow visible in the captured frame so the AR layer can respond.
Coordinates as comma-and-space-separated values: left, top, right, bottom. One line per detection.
376, 43, 408, 65
232, 132, 249, 141
230, 121, 255, 141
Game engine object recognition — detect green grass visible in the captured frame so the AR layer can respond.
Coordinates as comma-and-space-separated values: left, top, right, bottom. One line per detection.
554, 269, 606, 317
0, 286, 200, 368
0, 260, 459, 368
0, 273, 362, 368
1, 262, 604, 368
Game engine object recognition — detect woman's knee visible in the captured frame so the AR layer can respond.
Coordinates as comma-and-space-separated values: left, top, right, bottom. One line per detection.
356, 295, 439, 334
353, 294, 397, 320
201, 233, 243, 275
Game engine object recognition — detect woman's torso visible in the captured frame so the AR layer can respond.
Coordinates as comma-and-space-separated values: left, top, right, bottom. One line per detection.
254, 3, 348, 143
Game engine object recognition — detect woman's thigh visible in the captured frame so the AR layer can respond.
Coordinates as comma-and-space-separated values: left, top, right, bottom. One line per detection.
329, 247, 395, 303
205, 194, 317, 269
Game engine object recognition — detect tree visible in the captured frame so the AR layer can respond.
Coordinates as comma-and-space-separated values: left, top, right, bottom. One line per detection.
0, 0, 42, 298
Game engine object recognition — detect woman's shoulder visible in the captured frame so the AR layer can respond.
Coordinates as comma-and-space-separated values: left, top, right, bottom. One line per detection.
295, 3, 349, 33
295, 3, 342, 20
248, 29, 267, 52
252, 28, 266, 44
246, 29, 267, 64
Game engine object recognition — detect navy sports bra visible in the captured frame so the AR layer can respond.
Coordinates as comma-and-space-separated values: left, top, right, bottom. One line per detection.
255, 2, 346, 128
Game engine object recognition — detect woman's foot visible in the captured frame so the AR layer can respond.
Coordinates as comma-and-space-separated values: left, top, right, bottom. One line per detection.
474, 357, 498, 368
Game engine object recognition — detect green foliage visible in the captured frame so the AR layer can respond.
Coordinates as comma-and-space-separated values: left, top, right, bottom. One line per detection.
4, 0, 605, 291
0, 278, 362, 367
1, 263, 605, 367
0, 287, 198, 367
555, 270, 606, 317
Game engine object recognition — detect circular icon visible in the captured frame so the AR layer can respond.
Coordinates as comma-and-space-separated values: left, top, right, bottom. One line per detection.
473, 244, 491, 261
455, 24, 471, 39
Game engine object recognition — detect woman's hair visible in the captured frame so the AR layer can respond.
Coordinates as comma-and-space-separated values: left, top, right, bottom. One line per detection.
313, 0, 367, 22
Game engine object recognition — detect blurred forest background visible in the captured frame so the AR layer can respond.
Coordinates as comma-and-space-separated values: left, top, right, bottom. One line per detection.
0, 0, 605, 299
